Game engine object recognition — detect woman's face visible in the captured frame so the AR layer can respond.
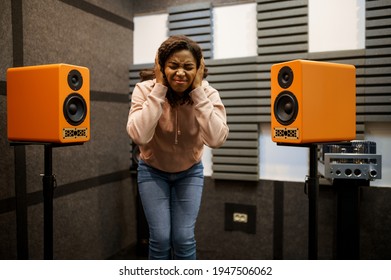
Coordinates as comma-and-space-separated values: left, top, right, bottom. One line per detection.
163, 49, 198, 95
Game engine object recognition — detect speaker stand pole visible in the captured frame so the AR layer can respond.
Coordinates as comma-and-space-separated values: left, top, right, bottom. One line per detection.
334, 178, 368, 259
42, 144, 55, 260
14, 145, 29, 259
308, 144, 319, 260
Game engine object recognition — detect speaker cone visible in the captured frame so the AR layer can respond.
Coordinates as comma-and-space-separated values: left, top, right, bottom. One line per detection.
274, 91, 298, 125
278, 66, 293, 89
68, 69, 83, 91
63, 93, 87, 125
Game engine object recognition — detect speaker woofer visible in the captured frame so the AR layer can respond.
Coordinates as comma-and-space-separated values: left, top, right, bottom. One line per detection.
68, 69, 83, 91
63, 93, 87, 126
274, 91, 298, 125
278, 66, 293, 89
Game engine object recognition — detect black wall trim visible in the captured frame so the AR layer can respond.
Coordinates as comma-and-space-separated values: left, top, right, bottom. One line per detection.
0, 84, 128, 104
11, 0, 23, 67
11, 0, 28, 260
55, 169, 131, 198
91, 90, 129, 103
0, 197, 15, 215
0, 81, 6, 96
59, 0, 134, 30
0, 169, 131, 215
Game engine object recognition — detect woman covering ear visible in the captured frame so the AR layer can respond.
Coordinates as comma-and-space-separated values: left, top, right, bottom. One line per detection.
126, 35, 228, 260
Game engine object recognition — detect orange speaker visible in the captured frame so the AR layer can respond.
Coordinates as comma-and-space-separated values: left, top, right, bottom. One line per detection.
271, 59, 356, 144
7, 63, 90, 143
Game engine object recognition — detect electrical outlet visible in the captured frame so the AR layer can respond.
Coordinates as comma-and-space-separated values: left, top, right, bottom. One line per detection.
225, 203, 256, 234
233, 212, 248, 223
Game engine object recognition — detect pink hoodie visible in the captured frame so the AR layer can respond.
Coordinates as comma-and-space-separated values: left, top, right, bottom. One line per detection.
126, 79, 229, 173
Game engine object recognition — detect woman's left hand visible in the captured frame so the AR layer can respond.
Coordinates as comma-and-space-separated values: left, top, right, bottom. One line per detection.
192, 58, 205, 90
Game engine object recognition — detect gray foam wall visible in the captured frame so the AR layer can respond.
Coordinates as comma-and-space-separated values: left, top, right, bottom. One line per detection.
0, 0, 135, 259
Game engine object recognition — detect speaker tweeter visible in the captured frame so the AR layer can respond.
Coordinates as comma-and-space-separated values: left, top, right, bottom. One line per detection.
277, 66, 293, 89
68, 69, 83, 91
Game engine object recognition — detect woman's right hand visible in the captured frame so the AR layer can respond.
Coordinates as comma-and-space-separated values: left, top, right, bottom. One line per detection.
154, 53, 166, 85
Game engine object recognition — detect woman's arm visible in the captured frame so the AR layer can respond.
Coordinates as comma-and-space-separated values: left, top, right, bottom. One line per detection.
191, 82, 229, 148
126, 81, 167, 145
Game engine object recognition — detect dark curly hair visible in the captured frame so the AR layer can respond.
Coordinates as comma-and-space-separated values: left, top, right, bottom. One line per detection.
139, 35, 208, 108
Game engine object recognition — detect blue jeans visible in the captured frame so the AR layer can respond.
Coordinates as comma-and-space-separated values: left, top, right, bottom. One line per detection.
137, 160, 204, 260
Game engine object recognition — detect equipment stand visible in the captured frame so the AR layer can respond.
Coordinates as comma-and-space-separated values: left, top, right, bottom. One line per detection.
42, 144, 55, 260
278, 143, 319, 259
12, 142, 81, 260
334, 178, 368, 259
308, 144, 319, 260
14, 145, 29, 259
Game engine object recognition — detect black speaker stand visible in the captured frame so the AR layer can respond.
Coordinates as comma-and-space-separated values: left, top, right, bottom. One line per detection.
42, 144, 55, 260
334, 178, 368, 259
307, 144, 319, 260
278, 143, 319, 260
11, 142, 82, 260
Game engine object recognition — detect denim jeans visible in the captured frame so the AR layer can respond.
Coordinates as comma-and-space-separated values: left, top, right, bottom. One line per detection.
137, 159, 204, 260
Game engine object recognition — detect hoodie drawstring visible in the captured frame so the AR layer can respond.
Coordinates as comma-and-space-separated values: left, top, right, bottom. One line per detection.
175, 109, 181, 144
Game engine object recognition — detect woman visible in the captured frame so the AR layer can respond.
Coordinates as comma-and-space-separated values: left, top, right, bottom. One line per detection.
126, 35, 228, 260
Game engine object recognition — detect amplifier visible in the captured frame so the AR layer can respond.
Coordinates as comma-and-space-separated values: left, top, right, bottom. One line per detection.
319, 140, 382, 180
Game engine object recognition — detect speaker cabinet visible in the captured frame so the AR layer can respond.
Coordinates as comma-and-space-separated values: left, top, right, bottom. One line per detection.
7, 64, 90, 143
271, 59, 356, 144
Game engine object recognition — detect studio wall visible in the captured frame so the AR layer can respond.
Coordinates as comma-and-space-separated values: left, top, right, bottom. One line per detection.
130, 0, 391, 260
0, 0, 135, 259
0, 0, 390, 261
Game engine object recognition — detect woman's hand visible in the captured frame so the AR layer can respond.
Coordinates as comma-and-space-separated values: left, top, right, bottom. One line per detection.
192, 58, 205, 90
154, 53, 166, 85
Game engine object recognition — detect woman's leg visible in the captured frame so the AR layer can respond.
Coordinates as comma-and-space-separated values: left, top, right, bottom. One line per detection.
170, 162, 204, 260
137, 160, 172, 260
